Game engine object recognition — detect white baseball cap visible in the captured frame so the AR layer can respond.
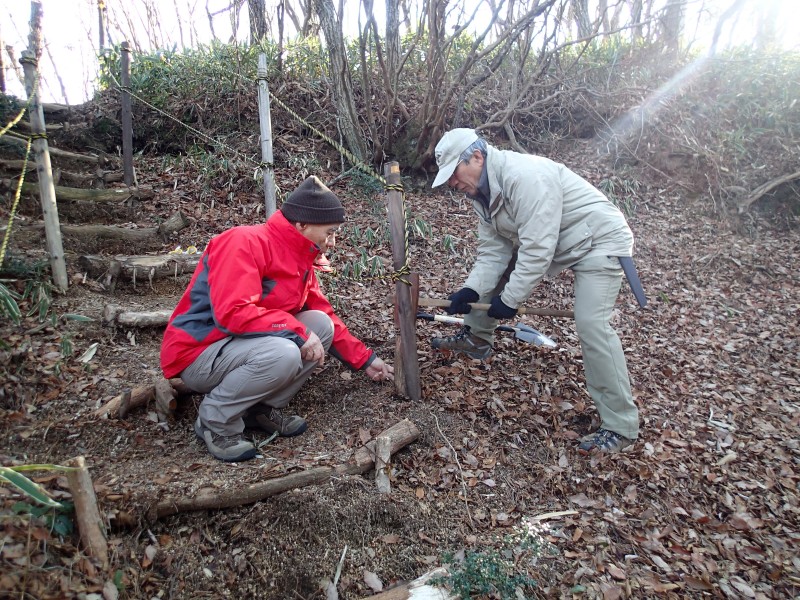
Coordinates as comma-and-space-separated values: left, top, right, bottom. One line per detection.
431, 128, 480, 187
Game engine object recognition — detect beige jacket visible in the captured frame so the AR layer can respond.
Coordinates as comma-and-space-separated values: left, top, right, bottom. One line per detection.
464, 146, 634, 308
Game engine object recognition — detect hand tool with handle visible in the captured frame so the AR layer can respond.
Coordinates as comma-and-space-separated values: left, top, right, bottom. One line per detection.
418, 297, 574, 319
416, 312, 557, 348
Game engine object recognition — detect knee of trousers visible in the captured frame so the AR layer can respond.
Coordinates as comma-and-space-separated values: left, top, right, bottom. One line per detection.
248, 340, 303, 385
574, 314, 617, 344
296, 310, 334, 349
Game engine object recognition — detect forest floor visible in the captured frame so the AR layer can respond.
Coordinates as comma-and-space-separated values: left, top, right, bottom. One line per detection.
1, 130, 799, 600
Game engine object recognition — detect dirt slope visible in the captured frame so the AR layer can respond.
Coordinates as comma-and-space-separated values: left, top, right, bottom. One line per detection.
1, 130, 798, 599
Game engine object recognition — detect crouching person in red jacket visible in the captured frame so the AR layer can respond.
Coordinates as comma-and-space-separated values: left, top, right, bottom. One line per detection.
160, 176, 394, 462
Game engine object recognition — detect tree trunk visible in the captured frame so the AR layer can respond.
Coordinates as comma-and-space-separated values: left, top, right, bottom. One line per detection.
313, 0, 367, 162
571, 0, 591, 38
247, 0, 268, 42
660, 0, 684, 55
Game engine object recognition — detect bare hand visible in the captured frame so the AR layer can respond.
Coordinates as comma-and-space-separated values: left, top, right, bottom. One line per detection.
365, 357, 394, 382
300, 331, 325, 366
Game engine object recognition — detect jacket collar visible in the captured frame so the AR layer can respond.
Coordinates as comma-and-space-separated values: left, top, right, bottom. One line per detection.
267, 211, 321, 260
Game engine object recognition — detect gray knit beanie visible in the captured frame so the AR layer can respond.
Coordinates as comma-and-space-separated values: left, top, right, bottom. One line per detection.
280, 176, 346, 224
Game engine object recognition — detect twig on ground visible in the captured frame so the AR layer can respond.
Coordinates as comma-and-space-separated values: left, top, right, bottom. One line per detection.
431, 411, 474, 531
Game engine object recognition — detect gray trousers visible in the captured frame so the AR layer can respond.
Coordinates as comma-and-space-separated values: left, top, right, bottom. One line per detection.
180, 310, 334, 436
465, 254, 639, 439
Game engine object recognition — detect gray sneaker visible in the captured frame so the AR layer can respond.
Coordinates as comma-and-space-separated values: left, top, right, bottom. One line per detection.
431, 327, 493, 360
194, 418, 258, 462
578, 428, 633, 454
243, 406, 308, 437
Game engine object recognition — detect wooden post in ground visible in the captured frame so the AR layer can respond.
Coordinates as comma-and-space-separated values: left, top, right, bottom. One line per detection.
19, 3, 68, 292
120, 41, 134, 186
384, 162, 421, 401
257, 53, 276, 215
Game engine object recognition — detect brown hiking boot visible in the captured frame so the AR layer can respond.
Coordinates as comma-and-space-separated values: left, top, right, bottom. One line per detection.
431, 327, 492, 360
578, 428, 633, 454
194, 418, 258, 462
243, 406, 308, 437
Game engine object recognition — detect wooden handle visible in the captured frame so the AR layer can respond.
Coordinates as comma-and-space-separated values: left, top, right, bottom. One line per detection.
418, 297, 574, 319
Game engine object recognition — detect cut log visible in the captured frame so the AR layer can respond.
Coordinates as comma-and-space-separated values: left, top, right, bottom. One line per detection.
12, 120, 69, 134
42, 102, 73, 119
19, 211, 189, 249
65, 456, 109, 570
95, 378, 192, 419
360, 567, 454, 599
3, 179, 154, 202
0, 159, 122, 185
149, 418, 420, 521
375, 435, 391, 495
80, 250, 199, 290
0, 135, 108, 164
154, 378, 178, 421
102, 305, 172, 327
58, 169, 124, 186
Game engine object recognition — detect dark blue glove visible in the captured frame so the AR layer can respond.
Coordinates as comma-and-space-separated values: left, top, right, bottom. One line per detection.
445, 287, 479, 315
487, 295, 517, 319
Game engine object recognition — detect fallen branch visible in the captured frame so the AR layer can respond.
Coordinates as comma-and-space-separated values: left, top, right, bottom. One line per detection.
95, 378, 192, 419
738, 171, 800, 213
148, 418, 420, 522
102, 305, 172, 327
65, 456, 109, 570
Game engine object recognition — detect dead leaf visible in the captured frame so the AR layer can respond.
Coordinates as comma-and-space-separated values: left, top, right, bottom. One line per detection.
102, 579, 119, 600
358, 428, 372, 445
363, 570, 383, 593
141, 544, 157, 568
418, 531, 438, 545
728, 512, 763, 530
569, 493, 600, 508
601, 583, 623, 600
606, 564, 626, 581
684, 576, 714, 591
729, 576, 756, 597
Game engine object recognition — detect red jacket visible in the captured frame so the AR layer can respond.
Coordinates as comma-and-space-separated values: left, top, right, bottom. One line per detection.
160, 211, 374, 378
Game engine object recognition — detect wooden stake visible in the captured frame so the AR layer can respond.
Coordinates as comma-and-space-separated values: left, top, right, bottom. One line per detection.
257, 53, 276, 215
384, 162, 421, 401
19, 5, 68, 292
65, 456, 109, 569
120, 41, 134, 187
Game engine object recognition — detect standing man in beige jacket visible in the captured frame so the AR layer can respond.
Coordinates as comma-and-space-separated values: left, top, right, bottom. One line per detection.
430, 128, 642, 453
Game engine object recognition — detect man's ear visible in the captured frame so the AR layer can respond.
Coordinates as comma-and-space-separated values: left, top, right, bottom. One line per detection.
473, 149, 485, 166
